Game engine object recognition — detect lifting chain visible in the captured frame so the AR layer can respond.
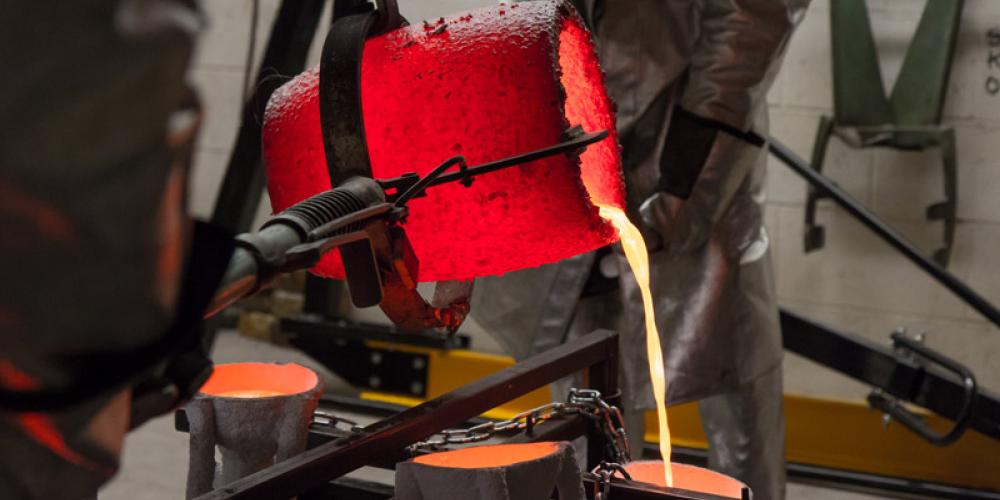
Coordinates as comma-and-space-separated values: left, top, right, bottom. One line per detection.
584, 461, 632, 500
405, 388, 632, 464
313, 409, 365, 434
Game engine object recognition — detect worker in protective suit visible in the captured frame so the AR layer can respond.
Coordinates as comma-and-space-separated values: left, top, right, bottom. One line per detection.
473, 1, 809, 498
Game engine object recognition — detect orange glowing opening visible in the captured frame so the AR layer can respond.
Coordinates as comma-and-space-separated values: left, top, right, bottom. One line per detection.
198, 363, 319, 398
413, 442, 559, 469
558, 17, 623, 209
626, 461, 746, 499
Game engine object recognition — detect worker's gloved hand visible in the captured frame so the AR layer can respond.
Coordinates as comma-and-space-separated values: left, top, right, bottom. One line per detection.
639, 105, 764, 253
639, 190, 711, 254
636, 106, 718, 253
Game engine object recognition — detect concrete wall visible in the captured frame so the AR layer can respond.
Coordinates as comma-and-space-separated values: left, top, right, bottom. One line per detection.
187, 0, 1000, 400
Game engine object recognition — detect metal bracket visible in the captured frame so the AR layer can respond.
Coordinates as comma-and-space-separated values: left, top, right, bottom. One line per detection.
319, 0, 403, 184
867, 330, 977, 446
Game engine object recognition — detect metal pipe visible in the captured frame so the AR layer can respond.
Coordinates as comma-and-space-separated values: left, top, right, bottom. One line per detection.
203, 224, 303, 318
203, 248, 259, 318
205, 177, 386, 318
767, 137, 1000, 329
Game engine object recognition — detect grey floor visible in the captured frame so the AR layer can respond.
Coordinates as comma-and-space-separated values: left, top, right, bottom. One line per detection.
99, 330, 889, 500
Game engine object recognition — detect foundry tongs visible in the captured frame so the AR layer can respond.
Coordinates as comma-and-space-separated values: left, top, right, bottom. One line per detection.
206, 127, 608, 334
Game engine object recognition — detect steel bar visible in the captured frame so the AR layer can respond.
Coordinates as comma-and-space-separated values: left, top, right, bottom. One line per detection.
388, 130, 609, 202
203, 248, 259, 318
309, 413, 590, 469
203, 223, 302, 317
283, 316, 469, 349
302, 476, 733, 500
194, 329, 619, 500
780, 309, 1000, 440
768, 137, 1000, 329
582, 477, 742, 500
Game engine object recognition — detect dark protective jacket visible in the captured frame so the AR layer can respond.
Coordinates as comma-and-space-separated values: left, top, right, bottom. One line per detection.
0, 1, 201, 498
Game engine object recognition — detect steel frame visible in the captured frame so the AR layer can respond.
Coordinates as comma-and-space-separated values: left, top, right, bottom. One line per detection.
204, 394, 998, 499
780, 309, 1000, 441
193, 329, 621, 499
284, 311, 1000, 444
188, 330, 753, 500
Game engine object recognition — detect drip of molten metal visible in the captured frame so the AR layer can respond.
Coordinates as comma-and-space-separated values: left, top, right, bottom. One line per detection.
598, 206, 673, 487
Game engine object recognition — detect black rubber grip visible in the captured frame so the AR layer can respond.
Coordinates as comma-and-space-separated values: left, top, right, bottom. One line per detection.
264, 187, 369, 238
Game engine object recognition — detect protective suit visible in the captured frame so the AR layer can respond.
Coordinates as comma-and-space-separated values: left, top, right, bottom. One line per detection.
472, 1, 808, 498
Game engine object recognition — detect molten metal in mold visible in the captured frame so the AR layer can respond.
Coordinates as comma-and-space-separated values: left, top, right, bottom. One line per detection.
626, 461, 747, 499
198, 362, 319, 397
186, 363, 323, 496
398, 442, 583, 500
413, 442, 559, 469
263, 0, 625, 281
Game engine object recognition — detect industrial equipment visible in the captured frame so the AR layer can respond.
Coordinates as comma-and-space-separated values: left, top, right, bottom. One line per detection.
148, 0, 1000, 498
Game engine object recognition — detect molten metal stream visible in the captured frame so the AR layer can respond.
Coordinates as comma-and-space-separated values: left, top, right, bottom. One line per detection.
598, 206, 673, 487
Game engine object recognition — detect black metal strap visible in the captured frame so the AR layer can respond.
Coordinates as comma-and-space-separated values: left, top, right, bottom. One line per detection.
658, 106, 765, 199
320, 10, 377, 184
319, 0, 402, 185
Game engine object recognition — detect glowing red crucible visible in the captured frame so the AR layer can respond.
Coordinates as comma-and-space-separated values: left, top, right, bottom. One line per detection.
263, 0, 625, 281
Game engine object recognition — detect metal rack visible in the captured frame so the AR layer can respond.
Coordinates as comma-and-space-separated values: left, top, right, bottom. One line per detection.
182, 330, 747, 500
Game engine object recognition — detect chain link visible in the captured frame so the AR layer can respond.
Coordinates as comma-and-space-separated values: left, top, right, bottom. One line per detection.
406, 388, 631, 463
584, 461, 632, 500
568, 388, 631, 464
314, 390, 634, 497
313, 409, 365, 434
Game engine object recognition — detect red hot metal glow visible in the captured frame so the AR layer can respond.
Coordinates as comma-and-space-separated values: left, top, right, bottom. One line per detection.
198, 363, 319, 398
263, 1, 625, 281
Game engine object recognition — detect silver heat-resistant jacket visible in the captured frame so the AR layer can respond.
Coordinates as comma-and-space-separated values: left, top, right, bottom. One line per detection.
473, 0, 808, 410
